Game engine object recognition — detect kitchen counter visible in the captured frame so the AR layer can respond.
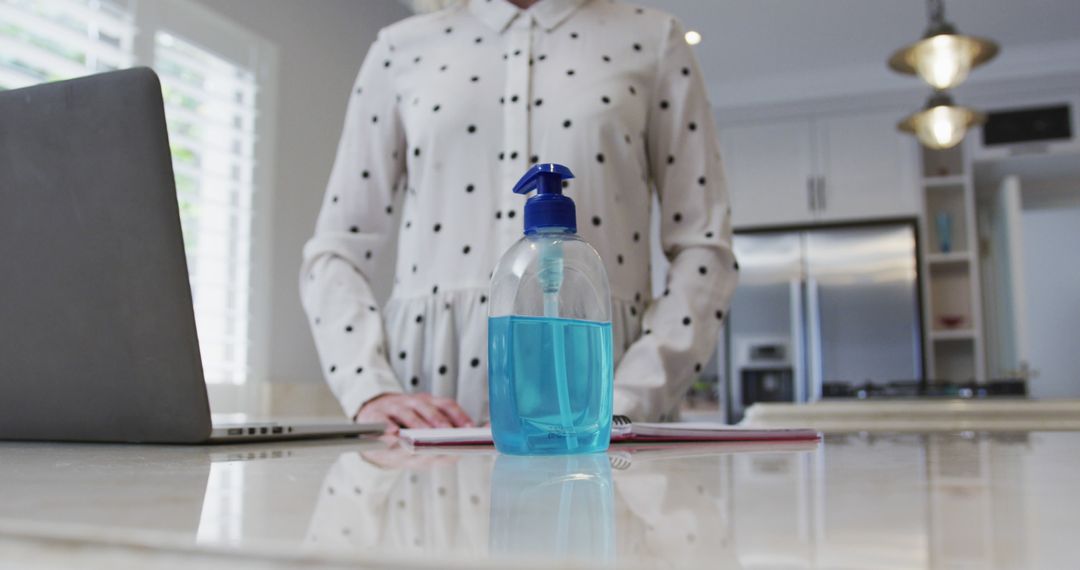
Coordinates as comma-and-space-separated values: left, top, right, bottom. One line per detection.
1, 431, 1078, 569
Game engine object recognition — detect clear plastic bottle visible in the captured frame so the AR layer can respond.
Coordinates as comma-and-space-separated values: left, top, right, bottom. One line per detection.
488, 163, 613, 455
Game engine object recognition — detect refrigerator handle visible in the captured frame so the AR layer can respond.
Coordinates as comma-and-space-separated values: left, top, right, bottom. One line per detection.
816, 176, 827, 211
805, 275, 824, 402
806, 177, 818, 211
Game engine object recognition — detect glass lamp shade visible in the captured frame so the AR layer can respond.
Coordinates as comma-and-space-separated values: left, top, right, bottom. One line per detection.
889, 33, 999, 90
898, 99, 986, 149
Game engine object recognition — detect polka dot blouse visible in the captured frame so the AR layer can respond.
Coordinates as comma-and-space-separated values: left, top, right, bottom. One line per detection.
300, 0, 738, 423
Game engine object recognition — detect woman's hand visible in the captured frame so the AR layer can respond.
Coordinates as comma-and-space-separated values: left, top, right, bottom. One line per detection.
355, 393, 475, 435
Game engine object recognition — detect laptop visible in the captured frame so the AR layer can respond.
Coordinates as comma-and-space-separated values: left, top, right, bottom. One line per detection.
0, 68, 382, 443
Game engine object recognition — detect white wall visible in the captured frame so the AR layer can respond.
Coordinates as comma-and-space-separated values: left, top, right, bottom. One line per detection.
1021, 187, 1080, 398
191, 0, 411, 385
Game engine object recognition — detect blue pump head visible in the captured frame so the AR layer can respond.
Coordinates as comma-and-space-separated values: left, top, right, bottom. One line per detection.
512, 163, 576, 234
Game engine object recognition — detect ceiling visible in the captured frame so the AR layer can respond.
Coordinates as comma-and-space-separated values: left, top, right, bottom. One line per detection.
636, 0, 1080, 105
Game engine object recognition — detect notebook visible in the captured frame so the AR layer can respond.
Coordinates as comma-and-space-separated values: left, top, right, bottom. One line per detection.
400, 416, 819, 447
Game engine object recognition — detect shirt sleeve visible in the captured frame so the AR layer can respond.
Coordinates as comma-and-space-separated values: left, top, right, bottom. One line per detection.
300, 31, 407, 419
612, 17, 738, 421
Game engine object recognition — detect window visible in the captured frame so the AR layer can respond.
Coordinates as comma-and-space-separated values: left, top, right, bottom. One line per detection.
0, 0, 274, 389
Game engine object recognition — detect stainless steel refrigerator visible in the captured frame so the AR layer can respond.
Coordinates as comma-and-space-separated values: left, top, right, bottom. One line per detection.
725, 221, 924, 422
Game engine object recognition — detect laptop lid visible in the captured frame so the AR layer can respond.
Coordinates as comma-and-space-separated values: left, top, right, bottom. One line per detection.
0, 68, 213, 443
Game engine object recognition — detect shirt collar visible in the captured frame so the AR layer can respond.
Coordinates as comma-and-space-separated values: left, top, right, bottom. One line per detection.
468, 0, 589, 33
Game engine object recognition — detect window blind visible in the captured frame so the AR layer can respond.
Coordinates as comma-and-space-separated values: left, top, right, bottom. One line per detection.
155, 30, 259, 385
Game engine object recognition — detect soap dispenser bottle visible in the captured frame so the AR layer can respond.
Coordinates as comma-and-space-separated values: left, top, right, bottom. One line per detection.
488, 163, 613, 455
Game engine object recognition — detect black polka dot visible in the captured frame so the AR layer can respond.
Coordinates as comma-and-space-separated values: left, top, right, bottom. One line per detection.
329, 365, 336, 373
513, 49, 521, 56
563, 119, 572, 128
384, 205, 392, 215
633, 231, 641, 242
592, 215, 602, 226
349, 226, 359, 233
570, 31, 578, 39
410, 376, 419, 386
314, 317, 321, 325
383, 60, 391, 68
467, 124, 476, 134
688, 122, 697, 131
405, 220, 412, 229
498, 151, 504, 160
474, 36, 482, 44
432, 284, 439, 294
432, 104, 441, 112
499, 96, 504, 104
630, 306, 637, 316
673, 212, 683, 223
479, 294, 487, 304
699, 266, 708, 275
705, 231, 715, 238
331, 196, 338, 203
538, 54, 547, 61
361, 170, 370, 179
596, 153, 605, 163
566, 69, 575, 76
371, 115, 378, 123
415, 315, 423, 324
510, 94, 519, 103
510, 151, 518, 160
495, 211, 502, 219
602, 55, 611, 62
667, 155, 675, 165
601, 95, 610, 104
635, 292, 642, 302
438, 365, 447, 375
659, 100, 669, 110
663, 288, 670, 297
470, 75, 479, 82
444, 26, 452, 34
507, 209, 516, 218
694, 362, 702, 373
463, 244, 471, 254
411, 264, 417, 273
698, 176, 707, 186
633, 43, 642, 51
644, 329, 652, 335
715, 310, 725, 320
562, 180, 570, 189
734, 261, 740, 270
535, 98, 543, 106
617, 254, 624, 264
413, 147, 420, 157
355, 367, 363, 374
433, 223, 442, 232
439, 64, 448, 72
530, 155, 539, 164
470, 358, 480, 368
399, 351, 406, 360
365, 249, 373, 259
369, 305, 377, 312
628, 85, 637, 95
682, 316, 692, 326
466, 184, 475, 193
682, 67, 690, 76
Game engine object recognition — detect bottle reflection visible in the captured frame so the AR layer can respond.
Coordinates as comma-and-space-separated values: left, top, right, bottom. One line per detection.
489, 453, 615, 565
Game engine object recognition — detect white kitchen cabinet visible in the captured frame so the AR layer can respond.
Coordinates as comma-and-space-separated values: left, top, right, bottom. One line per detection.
718, 110, 918, 229
816, 111, 919, 222
719, 119, 816, 228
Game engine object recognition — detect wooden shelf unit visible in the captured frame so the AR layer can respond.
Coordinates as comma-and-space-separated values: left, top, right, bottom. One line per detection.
919, 142, 986, 384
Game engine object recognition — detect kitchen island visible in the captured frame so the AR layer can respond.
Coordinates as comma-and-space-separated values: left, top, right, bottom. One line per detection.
1, 430, 1077, 568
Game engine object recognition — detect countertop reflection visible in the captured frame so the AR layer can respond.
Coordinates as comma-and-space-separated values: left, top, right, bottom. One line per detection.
0, 431, 1077, 568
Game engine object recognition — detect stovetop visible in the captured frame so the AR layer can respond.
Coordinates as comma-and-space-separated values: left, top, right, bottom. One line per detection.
822, 379, 1027, 400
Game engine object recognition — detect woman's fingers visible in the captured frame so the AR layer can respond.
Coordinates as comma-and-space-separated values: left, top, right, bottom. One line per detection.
409, 399, 453, 428
430, 396, 475, 427
387, 405, 432, 429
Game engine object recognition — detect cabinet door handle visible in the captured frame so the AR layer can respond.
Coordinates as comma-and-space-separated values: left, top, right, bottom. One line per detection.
816, 176, 827, 211
807, 177, 817, 211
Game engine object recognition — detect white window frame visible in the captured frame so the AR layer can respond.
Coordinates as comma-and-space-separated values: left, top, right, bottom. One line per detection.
130, 0, 278, 411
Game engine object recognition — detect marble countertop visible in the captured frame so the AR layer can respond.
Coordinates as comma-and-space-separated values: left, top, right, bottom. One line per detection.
1, 431, 1078, 569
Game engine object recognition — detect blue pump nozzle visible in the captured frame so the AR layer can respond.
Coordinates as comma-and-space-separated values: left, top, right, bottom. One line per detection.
512, 163, 576, 234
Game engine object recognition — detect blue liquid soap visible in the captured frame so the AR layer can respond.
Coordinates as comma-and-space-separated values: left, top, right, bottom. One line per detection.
488, 315, 613, 455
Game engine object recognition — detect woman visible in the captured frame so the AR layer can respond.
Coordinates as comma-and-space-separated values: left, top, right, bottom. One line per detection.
301, 0, 737, 433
